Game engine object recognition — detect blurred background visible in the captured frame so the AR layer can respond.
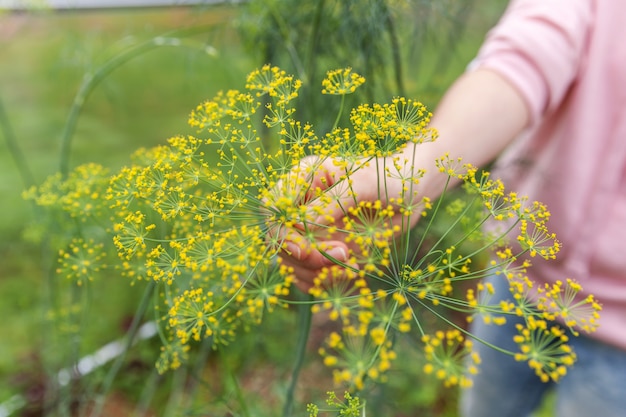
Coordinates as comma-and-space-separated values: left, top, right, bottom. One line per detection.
0, 1, 510, 415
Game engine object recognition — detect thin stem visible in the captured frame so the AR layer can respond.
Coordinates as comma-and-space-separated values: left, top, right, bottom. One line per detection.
88, 280, 157, 417
383, 3, 405, 97
162, 366, 187, 417
301, 0, 327, 127
59, 36, 214, 177
331, 94, 346, 131
266, 4, 305, 80
412, 294, 514, 356
181, 335, 215, 413
282, 293, 313, 417
131, 367, 162, 417
0, 95, 37, 189
228, 368, 251, 417
409, 176, 453, 265
305, 0, 327, 85
411, 194, 481, 268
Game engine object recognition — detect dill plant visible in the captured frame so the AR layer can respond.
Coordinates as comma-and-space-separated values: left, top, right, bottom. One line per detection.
26, 65, 601, 414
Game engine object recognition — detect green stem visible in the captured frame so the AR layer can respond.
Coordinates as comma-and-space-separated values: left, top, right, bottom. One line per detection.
331, 94, 346, 131
181, 335, 215, 413
266, 5, 305, 80
306, 0, 326, 81
88, 280, 157, 417
59, 36, 214, 177
228, 368, 251, 417
428, 0, 475, 84
131, 367, 162, 417
409, 176, 453, 266
413, 294, 515, 356
0, 95, 36, 188
282, 293, 313, 417
383, 2, 405, 97
162, 366, 187, 417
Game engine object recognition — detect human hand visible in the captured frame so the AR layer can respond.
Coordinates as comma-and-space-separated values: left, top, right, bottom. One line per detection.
267, 154, 423, 292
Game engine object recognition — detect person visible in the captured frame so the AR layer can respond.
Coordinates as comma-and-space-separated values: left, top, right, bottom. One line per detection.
278, 0, 626, 416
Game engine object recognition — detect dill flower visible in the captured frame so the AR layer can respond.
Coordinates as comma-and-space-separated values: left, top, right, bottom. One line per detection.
56, 238, 107, 286
245, 64, 301, 125
307, 391, 365, 417
538, 279, 602, 335
422, 329, 478, 388
27, 65, 603, 408
156, 340, 190, 373
512, 318, 577, 383
319, 329, 397, 390
24, 162, 110, 221
349, 99, 433, 156
309, 267, 361, 326
166, 287, 244, 347
321, 68, 366, 95
112, 211, 155, 259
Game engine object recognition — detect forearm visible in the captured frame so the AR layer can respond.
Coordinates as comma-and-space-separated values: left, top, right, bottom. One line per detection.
405, 68, 530, 199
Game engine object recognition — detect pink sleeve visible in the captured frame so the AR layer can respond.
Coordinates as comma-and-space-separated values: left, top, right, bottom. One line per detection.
471, 0, 593, 125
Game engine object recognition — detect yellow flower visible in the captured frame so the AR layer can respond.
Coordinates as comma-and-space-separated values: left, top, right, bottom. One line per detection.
321, 68, 365, 95
56, 238, 106, 286
421, 329, 477, 388
28, 65, 602, 391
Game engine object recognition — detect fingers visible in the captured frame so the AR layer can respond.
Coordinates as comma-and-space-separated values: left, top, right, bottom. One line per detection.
279, 239, 349, 292
284, 240, 348, 269
305, 159, 363, 227
268, 155, 412, 292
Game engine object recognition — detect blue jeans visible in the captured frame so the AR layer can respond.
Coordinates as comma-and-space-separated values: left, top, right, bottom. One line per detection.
460, 275, 626, 417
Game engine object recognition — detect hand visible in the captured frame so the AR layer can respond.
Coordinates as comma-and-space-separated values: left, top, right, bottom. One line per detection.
272, 154, 421, 292
280, 238, 350, 292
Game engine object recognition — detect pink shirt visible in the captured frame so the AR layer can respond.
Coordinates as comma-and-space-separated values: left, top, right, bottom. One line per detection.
472, 0, 626, 349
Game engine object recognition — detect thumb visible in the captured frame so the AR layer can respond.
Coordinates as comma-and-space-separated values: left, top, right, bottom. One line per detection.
284, 238, 349, 269
310, 158, 392, 229
305, 158, 362, 227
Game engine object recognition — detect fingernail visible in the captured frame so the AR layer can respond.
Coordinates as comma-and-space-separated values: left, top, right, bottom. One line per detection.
285, 242, 301, 260
325, 247, 347, 264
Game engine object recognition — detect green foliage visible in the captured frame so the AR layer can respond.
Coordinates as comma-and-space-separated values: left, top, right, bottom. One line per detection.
238, 0, 408, 133
236, 0, 510, 131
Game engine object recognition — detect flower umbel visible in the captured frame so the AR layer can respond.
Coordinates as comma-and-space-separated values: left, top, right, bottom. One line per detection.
322, 68, 366, 95
56, 238, 107, 286
27, 66, 601, 410
307, 391, 365, 417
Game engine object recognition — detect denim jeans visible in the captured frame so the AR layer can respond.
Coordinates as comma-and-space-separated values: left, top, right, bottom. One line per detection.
459, 275, 626, 417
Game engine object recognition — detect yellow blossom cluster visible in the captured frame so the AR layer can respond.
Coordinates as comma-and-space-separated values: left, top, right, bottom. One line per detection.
422, 329, 479, 388
322, 68, 366, 95
26, 65, 601, 396
56, 238, 107, 286
24, 162, 110, 222
307, 391, 364, 417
